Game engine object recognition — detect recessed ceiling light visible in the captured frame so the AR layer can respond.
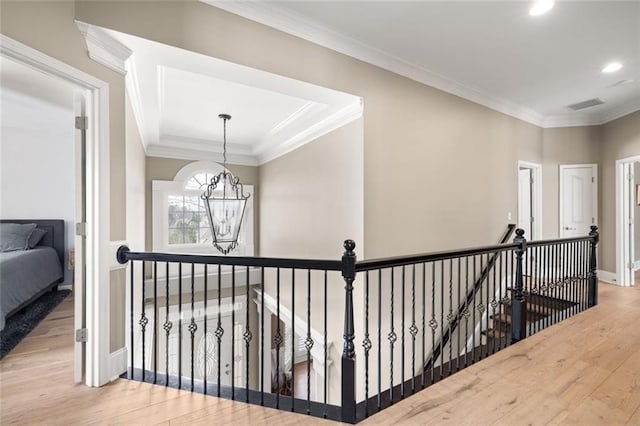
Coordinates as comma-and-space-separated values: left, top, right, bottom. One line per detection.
602, 62, 623, 73
529, 0, 555, 16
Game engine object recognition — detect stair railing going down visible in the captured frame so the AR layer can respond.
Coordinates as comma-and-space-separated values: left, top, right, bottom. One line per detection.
116, 225, 599, 424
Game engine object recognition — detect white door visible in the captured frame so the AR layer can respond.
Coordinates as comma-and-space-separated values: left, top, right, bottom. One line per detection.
560, 165, 597, 238
74, 93, 88, 384
518, 168, 533, 239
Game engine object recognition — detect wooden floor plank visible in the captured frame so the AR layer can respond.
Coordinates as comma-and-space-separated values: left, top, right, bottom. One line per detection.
2, 282, 640, 425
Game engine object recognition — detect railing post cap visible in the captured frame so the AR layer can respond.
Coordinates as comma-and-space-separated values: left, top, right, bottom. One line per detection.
116, 245, 130, 264
590, 225, 599, 234
515, 228, 525, 238
343, 239, 356, 255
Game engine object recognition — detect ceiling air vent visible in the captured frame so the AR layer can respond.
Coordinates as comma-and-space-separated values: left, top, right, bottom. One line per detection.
567, 98, 604, 111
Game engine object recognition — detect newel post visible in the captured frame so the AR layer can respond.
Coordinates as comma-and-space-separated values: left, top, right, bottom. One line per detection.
511, 229, 528, 343
588, 225, 599, 307
341, 239, 357, 424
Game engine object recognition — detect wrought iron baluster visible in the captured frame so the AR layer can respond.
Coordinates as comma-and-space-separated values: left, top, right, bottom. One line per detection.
430, 262, 436, 384
245, 266, 251, 403
363, 270, 371, 416
401, 265, 405, 398
165, 263, 171, 387
178, 263, 182, 389
216, 264, 222, 398
440, 260, 444, 377
421, 262, 426, 389
471, 256, 477, 364
275, 267, 281, 409
306, 269, 313, 415
130, 260, 134, 379
154, 261, 158, 384
497, 251, 504, 348
204, 264, 208, 394
260, 267, 265, 405
448, 259, 453, 375
410, 264, 417, 393
456, 258, 461, 372
323, 270, 327, 418
389, 267, 396, 402
291, 268, 295, 411
463, 256, 470, 366
141, 261, 147, 382
190, 263, 196, 392
491, 252, 498, 355
377, 268, 382, 410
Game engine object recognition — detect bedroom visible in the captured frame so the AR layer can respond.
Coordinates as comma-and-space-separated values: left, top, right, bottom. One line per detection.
0, 56, 79, 350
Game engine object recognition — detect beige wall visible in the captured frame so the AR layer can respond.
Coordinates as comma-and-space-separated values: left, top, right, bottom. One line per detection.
145, 157, 259, 252
540, 126, 602, 239
126, 93, 146, 251
600, 111, 640, 273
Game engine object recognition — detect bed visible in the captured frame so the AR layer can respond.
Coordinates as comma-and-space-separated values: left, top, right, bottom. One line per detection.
0, 220, 64, 330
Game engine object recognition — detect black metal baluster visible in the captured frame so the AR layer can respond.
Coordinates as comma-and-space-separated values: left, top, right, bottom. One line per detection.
178, 263, 182, 389
204, 264, 208, 394
232, 265, 236, 400
472, 256, 477, 363
545, 244, 550, 329
464, 256, 469, 366
497, 252, 504, 348
456, 258, 461, 371
245, 266, 251, 403
363, 271, 370, 416
377, 268, 382, 410
401, 265, 405, 398
410, 264, 417, 393
389, 267, 396, 403
430, 262, 436, 383
154, 261, 158, 384
190, 263, 196, 392
291, 268, 295, 411
440, 260, 444, 378
483, 254, 489, 359
491, 252, 498, 354
130, 261, 134, 379
448, 260, 453, 376
323, 270, 327, 418
561, 243, 566, 321
306, 269, 312, 415
583, 240, 588, 310
165, 263, 171, 387
141, 261, 147, 383
260, 267, 265, 405
216, 264, 222, 397
275, 267, 281, 409
421, 262, 426, 389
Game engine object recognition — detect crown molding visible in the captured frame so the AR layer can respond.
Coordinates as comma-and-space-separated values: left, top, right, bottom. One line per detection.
146, 144, 258, 167
206, 1, 639, 129
76, 20, 132, 76
257, 98, 363, 165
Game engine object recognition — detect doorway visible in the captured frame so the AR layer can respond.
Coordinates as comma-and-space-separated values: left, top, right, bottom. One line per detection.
559, 164, 597, 238
616, 156, 640, 286
1, 34, 110, 386
518, 161, 542, 241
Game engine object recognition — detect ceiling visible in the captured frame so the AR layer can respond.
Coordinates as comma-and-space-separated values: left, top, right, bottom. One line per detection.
208, 0, 640, 127
99, 27, 362, 166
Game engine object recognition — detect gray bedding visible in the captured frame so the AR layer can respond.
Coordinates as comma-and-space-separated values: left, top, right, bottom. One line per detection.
0, 247, 63, 330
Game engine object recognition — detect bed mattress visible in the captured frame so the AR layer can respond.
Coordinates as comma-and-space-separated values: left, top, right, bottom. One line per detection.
0, 246, 63, 330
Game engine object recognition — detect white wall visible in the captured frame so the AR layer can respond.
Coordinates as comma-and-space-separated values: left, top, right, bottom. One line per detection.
0, 87, 76, 284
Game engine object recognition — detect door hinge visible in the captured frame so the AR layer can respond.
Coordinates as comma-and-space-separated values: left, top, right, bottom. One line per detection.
75, 116, 88, 130
75, 328, 88, 343
629, 262, 635, 270
76, 222, 87, 237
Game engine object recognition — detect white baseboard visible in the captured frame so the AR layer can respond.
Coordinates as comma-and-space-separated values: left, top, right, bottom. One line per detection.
109, 347, 128, 382
597, 270, 618, 285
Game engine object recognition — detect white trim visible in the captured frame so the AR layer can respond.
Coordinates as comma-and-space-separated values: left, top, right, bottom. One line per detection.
1, 34, 111, 387
109, 241, 128, 270
598, 270, 618, 285
75, 21, 132, 76
559, 164, 598, 238
109, 347, 128, 382
59, 284, 73, 291
518, 161, 543, 240
616, 155, 640, 286
204, 1, 637, 128
146, 144, 258, 167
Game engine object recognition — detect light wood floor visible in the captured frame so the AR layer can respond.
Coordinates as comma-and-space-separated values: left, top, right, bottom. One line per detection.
2, 282, 640, 425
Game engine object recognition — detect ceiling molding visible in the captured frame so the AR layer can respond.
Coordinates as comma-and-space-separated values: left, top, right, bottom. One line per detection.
205, 1, 637, 129
76, 20, 132, 75
146, 144, 259, 166
257, 98, 362, 164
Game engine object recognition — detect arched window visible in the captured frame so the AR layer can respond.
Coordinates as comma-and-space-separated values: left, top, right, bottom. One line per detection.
153, 161, 254, 255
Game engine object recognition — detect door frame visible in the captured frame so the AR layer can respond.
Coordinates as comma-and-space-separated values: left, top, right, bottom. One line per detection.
517, 161, 542, 240
559, 164, 598, 238
1, 35, 111, 386
616, 155, 640, 286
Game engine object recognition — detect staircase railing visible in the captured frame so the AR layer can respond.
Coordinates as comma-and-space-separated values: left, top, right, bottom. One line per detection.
116, 226, 599, 424
423, 224, 516, 372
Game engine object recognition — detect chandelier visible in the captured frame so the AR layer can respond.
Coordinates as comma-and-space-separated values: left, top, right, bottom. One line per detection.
201, 114, 250, 255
